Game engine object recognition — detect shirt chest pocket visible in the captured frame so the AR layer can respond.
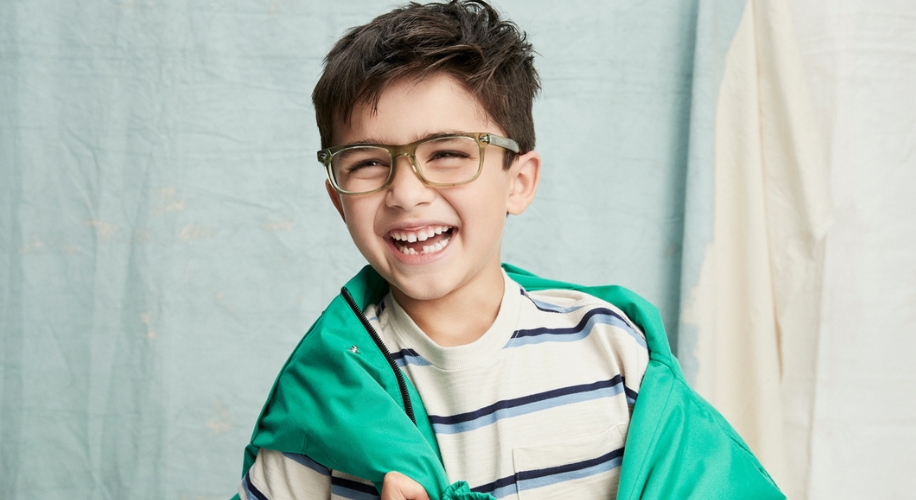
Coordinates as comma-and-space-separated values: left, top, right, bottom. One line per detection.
511, 423, 627, 500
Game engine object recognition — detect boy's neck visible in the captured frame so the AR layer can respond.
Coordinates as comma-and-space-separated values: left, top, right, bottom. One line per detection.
390, 267, 505, 348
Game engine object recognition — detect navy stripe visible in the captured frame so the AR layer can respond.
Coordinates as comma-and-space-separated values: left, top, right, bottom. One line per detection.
281, 452, 331, 475
390, 348, 422, 362
520, 289, 563, 314
390, 348, 431, 367
513, 307, 627, 340
330, 484, 380, 500
517, 448, 624, 492
428, 376, 623, 426
517, 447, 624, 481
508, 306, 647, 349
471, 448, 624, 498
331, 475, 379, 496
472, 474, 518, 496
244, 472, 269, 500
625, 386, 638, 403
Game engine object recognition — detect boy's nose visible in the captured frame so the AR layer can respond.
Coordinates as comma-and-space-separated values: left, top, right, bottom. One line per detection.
385, 155, 435, 209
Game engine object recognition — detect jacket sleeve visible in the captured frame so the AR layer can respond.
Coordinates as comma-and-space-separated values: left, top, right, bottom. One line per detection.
236, 270, 496, 500
617, 359, 785, 499
503, 264, 784, 498
244, 306, 451, 496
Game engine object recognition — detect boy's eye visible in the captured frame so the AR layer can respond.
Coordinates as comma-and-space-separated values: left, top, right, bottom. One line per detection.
348, 159, 389, 171
343, 160, 391, 182
334, 147, 392, 177
427, 149, 471, 161
417, 136, 479, 170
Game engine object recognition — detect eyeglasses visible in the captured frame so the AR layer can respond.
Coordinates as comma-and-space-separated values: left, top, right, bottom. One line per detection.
317, 132, 520, 195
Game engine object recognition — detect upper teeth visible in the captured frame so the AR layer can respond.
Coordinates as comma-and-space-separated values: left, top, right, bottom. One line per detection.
390, 226, 451, 242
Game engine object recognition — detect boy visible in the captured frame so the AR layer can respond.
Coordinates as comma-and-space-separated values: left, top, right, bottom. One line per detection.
235, 1, 783, 499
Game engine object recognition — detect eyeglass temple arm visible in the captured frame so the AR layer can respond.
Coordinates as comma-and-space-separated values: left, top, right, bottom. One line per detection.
484, 134, 520, 153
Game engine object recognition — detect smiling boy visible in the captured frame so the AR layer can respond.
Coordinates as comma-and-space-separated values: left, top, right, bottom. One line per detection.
234, 2, 783, 500
325, 73, 539, 348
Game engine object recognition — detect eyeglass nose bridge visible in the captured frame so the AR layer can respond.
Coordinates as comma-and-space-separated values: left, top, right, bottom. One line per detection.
386, 149, 430, 187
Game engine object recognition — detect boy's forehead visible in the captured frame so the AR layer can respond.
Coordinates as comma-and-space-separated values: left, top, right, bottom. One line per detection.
329, 74, 497, 147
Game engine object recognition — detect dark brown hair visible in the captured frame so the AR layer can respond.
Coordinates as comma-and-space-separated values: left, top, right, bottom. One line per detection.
312, 0, 539, 168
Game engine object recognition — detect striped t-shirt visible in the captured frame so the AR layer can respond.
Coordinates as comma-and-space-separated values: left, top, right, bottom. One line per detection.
241, 271, 648, 500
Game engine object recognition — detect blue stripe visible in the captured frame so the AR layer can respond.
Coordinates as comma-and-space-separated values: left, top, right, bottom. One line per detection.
391, 348, 431, 367
330, 476, 380, 499
365, 297, 384, 323
517, 448, 624, 492
490, 482, 520, 499
506, 307, 647, 349
281, 452, 330, 476
429, 378, 624, 434
519, 288, 588, 314
243, 472, 269, 500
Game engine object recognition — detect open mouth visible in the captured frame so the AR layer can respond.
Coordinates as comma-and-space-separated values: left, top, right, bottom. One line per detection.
389, 225, 454, 256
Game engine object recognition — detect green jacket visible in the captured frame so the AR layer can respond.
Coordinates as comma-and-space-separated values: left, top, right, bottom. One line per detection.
235, 265, 784, 499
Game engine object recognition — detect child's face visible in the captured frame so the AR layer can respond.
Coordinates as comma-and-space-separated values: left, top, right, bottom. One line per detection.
326, 73, 539, 306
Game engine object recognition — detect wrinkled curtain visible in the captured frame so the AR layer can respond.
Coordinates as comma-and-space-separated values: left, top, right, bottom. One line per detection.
0, 1, 701, 497
678, 1, 832, 498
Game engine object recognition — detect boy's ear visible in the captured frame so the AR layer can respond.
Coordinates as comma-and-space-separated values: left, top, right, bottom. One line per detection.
506, 150, 540, 215
325, 180, 347, 222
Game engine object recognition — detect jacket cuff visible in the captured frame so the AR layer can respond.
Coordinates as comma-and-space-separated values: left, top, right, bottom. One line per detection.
441, 481, 494, 500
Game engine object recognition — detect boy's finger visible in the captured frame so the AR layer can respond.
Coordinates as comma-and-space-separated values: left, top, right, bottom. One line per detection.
381, 471, 430, 500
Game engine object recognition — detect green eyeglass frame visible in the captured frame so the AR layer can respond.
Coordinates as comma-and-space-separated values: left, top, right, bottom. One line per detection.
317, 132, 520, 195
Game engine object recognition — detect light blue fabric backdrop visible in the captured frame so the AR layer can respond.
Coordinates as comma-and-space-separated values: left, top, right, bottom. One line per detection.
0, 0, 743, 497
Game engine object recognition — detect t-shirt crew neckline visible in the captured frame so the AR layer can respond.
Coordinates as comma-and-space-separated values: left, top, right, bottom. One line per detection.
381, 271, 521, 371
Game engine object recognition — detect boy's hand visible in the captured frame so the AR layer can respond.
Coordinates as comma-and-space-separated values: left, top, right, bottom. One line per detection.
381, 471, 430, 500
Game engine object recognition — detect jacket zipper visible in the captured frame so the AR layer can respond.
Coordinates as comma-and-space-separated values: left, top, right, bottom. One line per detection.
341, 287, 417, 425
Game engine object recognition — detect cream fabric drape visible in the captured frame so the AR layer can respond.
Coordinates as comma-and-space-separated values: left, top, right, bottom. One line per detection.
680, 1, 832, 498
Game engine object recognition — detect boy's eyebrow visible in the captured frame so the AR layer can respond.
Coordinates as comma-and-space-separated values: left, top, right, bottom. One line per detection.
339, 130, 468, 148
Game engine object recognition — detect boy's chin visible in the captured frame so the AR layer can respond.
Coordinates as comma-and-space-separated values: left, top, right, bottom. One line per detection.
387, 275, 454, 304
382, 266, 478, 305
379, 261, 503, 307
